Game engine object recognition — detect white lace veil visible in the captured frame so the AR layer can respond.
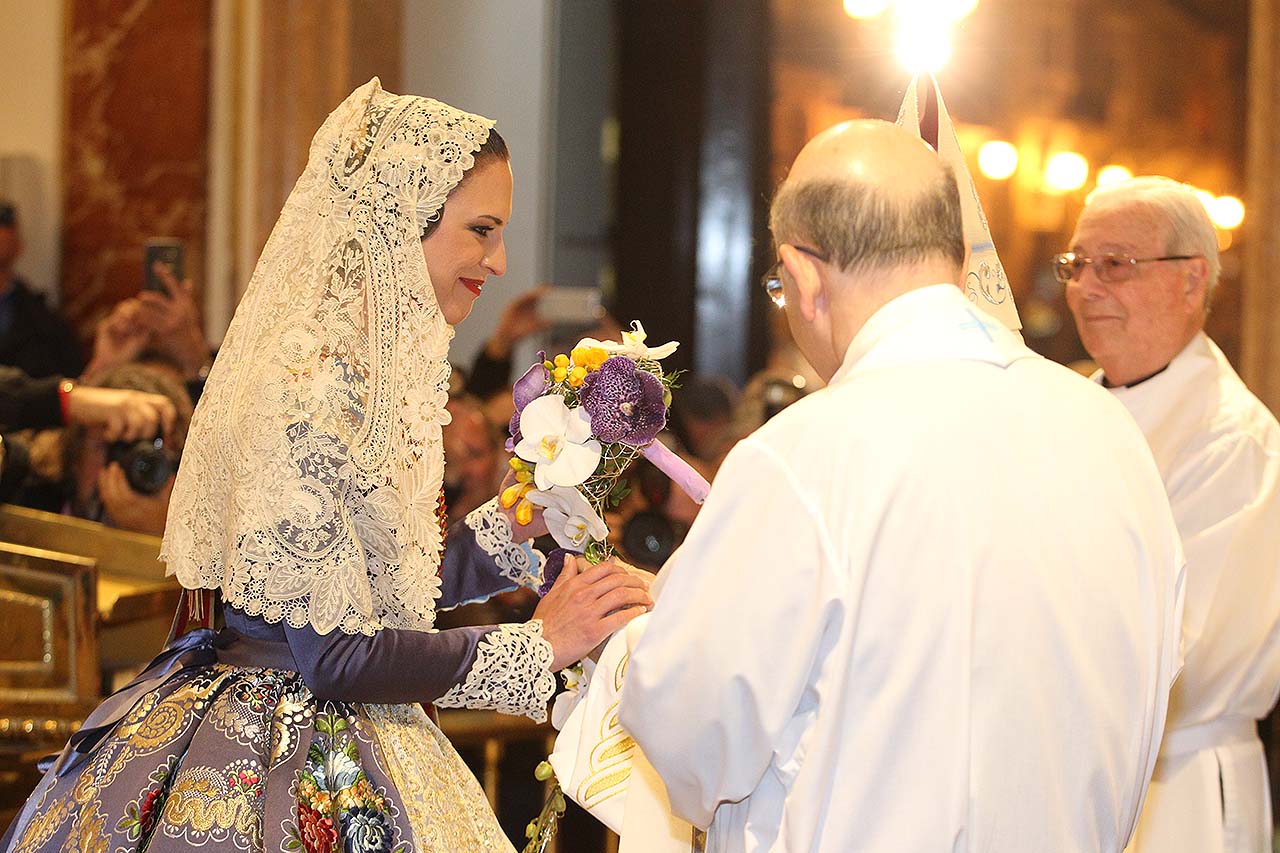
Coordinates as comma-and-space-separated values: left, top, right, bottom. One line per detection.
161, 78, 497, 635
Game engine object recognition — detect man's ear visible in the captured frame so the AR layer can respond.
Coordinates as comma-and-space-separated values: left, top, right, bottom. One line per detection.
778, 244, 824, 322
1182, 257, 1210, 312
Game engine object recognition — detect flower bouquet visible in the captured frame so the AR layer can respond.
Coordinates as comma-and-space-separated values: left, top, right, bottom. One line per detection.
502, 321, 708, 573
507, 322, 710, 852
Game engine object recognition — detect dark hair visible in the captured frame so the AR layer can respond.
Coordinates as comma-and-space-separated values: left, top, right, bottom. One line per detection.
421, 128, 509, 239
769, 167, 965, 275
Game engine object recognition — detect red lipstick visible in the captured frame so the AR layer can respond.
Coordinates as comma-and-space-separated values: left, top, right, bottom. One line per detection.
461, 278, 484, 296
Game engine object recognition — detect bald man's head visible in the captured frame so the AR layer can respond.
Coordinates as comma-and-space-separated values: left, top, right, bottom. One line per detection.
770, 119, 964, 277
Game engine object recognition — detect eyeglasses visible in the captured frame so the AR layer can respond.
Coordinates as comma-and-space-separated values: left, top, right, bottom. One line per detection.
762, 244, 828, 308
1051, 252, 1201, 285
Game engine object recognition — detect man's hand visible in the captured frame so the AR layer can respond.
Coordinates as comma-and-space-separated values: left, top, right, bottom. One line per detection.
98, 462, 173, 536
533, 555, 653, 671
66, 386, 176, 442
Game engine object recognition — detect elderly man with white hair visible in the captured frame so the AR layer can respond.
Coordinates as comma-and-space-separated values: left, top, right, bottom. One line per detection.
1061, 176, 1280, 853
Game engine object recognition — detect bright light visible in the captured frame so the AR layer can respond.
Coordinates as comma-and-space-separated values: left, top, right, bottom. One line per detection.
1044, 151, 1089, 193
977, 140, 1018, 180
1096, 164, 1133, 188
893, 0, 978, 21
894, 21, 952, 73
1210, 195, 1245, 230
844, 0, 890, 17
1194, 188, 1215, 213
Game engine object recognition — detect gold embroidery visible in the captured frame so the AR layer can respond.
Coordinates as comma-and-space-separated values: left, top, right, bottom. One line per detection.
66, 807, 109, 853
12, 791, 74, 850
161, 765, 261, 840
577, 653, 638, 808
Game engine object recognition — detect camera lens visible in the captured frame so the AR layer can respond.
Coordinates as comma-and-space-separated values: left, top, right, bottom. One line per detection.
620, 509, 678, 569
107, 437, 176, 495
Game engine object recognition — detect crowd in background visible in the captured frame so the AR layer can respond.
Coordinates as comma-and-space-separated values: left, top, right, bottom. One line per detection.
0, 198, 815, 620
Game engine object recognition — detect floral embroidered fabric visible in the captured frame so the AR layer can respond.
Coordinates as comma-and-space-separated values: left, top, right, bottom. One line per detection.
161, 78, 495, 636
466, 498, 545, 591
9, 665, 513, 853
436, 622, 557, 723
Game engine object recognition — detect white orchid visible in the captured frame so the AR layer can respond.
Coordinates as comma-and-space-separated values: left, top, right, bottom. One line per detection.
526, 485, 610, 552
577, 320, 679, 362
515, 395, 602, 489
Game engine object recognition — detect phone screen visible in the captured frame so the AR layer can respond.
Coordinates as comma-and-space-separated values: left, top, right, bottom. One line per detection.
143, 239, 185, 292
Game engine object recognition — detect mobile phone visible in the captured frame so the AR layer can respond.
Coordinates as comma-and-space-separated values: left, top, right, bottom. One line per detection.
538, 286, 603, 325
143, 239, 185, 293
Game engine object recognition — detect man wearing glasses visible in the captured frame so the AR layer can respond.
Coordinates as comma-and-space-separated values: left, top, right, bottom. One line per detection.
1060, 176, 1280, 853
619, 120, 1184, 852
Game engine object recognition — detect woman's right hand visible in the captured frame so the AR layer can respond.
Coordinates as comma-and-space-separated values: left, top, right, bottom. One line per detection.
533, 554, 653, 671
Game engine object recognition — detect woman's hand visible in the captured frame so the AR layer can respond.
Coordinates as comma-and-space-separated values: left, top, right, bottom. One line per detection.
497, 468, 550, 540
533, 554, 653, 671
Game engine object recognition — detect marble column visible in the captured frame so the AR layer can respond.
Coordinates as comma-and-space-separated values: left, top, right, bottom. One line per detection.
61, 0, 212, 336
1244, 0, 1280, 414
203, 0, 401, 338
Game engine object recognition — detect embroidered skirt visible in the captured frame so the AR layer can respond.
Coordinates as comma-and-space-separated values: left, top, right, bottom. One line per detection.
6, 664, 515, 853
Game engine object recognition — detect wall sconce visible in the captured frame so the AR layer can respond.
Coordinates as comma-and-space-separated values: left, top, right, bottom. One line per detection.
1044, 151, 1089, 193
1209, 195, 1245, 230
1095, 164, 1132, 188
977, 140, 1018, 180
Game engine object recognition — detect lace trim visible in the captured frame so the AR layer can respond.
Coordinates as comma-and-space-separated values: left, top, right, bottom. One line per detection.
364, 703, 515, 851
435, 621, 556, 722
466, 498, 545, 590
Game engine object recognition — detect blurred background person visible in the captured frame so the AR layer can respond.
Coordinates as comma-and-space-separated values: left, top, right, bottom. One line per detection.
0, 200, 83, 378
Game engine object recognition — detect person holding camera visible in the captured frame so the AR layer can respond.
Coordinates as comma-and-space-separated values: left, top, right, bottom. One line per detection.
62, 361, 191, 536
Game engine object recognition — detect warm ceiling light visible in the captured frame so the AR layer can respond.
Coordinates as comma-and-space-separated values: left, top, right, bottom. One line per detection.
1210, 195, 1245, 230
1194, 188, 1215, 212
893, 0, 978, 20
1044, 151, 1089, 193
977, 140, 1018, 180
1095, 164, 1133, 188
894, 21, 952, 73
844, 0, 891, 17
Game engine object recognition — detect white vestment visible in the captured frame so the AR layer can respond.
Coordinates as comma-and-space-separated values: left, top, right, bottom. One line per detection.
620, 284, 1186, 852
1107, 333, 1280, 853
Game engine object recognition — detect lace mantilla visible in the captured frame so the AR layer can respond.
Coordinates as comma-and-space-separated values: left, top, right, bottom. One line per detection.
466, 497, 545, 590
436, 621, 556, 722
161, 78, 496, 635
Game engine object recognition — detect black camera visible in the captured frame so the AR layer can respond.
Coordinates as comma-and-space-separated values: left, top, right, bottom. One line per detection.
107, 436, 178, 495
620, 509, 681, 569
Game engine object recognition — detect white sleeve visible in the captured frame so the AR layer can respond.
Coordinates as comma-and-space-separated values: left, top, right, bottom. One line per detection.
619, 438, 843, 829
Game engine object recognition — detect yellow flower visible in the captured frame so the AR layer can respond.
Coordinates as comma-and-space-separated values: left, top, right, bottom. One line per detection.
568, 366, 587, 388
553, 366, 568, 383
516, 498, 534, 526
553, 354, 570, 368
501, 481, 534, 508
571, 346, 609, 371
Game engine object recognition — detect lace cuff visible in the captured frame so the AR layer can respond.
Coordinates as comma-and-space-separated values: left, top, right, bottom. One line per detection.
466, 497, 545, 590
435, 621, 557, 722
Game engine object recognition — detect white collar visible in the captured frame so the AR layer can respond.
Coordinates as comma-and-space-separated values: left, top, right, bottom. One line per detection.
829, 284, 1033, 386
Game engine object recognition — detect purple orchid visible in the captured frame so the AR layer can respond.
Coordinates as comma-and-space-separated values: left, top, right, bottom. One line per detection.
507, 352, 549, 452
577, 355, 667, 446
538, 548, 571, 597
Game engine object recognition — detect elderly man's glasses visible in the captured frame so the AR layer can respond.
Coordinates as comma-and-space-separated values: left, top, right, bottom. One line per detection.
762, 244, 828, 308
1051, 252, 1201, 285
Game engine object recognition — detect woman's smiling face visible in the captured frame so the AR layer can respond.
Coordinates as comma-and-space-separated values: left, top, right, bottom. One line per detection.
421, 157, 513, 326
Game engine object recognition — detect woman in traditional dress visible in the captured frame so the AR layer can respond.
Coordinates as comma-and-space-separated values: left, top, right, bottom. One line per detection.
4, 78, 650, 853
